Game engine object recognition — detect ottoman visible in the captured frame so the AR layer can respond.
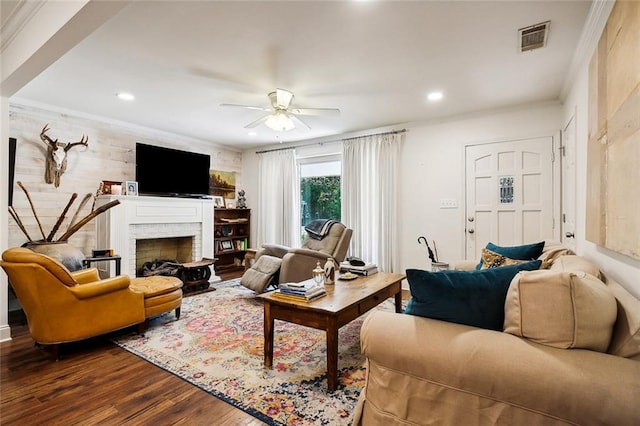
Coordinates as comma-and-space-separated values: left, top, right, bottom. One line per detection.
129, 276, 183, 329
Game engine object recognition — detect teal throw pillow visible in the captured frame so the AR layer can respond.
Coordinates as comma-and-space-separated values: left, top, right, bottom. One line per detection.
405, 260, 542, 330
475, 241, 545, 270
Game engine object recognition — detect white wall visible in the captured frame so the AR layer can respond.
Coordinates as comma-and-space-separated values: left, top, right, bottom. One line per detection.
398, 103, 562, 273
562, 52, 640, 297
242, 102, 563, 281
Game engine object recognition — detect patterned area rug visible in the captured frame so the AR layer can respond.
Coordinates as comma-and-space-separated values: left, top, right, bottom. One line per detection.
112, 279, 396, 425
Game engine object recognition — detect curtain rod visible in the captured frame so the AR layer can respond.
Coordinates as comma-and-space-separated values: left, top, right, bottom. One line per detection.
255, 128, 407, 154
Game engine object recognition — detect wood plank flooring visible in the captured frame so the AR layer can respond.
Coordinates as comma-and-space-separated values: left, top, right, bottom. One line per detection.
1, 284, 410, 425
0, 324, 264, 425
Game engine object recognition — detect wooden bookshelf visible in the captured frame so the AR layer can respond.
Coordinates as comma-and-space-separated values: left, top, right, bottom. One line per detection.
214, 208, 250, 276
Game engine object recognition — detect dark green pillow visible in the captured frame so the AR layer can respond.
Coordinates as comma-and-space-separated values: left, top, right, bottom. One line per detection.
475, 241, 545, 270
405, 260, 542, 330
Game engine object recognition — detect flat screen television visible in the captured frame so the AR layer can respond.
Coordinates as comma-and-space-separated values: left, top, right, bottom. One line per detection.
136, 143, 211, 198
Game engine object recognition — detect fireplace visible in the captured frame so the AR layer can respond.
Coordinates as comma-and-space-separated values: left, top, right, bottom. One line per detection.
136, 236, 194, 276
95, 195, 215, 279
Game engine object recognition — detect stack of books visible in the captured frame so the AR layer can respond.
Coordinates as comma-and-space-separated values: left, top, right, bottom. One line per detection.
339, 261, 378, 276
273, 279, 327, 302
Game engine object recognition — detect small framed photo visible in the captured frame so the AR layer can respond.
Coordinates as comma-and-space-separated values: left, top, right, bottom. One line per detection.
220, 240, 233, 251
225, 199, 235, 209
213, 196, 225, 208
125, 181, 139, 196
100, 180, 122, 195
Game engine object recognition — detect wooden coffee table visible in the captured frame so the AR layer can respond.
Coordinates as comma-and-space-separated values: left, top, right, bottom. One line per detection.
256, 272, 405, 391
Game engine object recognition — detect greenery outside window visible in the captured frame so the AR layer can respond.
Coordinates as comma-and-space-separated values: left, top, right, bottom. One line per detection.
299, 157, 341, 240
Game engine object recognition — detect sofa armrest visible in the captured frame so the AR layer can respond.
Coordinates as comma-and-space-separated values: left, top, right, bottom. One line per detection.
452, 259, 477, 270
258, 244, 290, 259
359, 311, 640, 426
71, 267, 100, 283
67, 276, 132, 299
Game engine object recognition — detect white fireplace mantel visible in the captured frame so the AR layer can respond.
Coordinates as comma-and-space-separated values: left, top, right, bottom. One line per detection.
96, 195, 214, 278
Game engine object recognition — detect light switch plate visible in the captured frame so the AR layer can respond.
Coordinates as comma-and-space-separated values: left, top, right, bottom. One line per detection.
439, 198, 458, 209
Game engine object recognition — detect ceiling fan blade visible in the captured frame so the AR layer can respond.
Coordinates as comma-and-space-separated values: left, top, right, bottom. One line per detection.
244, 114, 271, 129
275, 88, 294, 109
291, 114, 311, 130
220, 103, 271, 112
290, 107, 341, 116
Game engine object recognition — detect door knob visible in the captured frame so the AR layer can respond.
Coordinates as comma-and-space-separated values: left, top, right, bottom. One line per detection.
468, 217, 475, 222
565, 232, 575, 238
468, 229, 475, 234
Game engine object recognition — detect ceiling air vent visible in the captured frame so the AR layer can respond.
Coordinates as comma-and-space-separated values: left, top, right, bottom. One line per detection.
518, 21, 550, 52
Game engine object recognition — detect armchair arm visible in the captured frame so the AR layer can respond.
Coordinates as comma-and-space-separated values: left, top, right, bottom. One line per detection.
286, 247, 331, 261
258, 244, 290, 259
67, 275, 131, 300
71, 267, 100, 283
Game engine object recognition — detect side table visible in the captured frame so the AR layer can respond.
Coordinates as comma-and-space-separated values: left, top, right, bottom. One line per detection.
244, 248, 257, 271
83, 255, 122, 276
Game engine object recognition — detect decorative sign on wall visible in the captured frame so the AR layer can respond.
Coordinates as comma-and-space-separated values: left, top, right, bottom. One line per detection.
499, 176, 514, 204
587, 1, 639, 260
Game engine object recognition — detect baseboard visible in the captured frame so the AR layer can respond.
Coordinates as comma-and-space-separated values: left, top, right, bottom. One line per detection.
0, 324, 12, 342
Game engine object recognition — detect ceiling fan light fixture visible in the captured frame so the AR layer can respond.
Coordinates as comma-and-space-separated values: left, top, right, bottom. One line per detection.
265, 110, 295, 131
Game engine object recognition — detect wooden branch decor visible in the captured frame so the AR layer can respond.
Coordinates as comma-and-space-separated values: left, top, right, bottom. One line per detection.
7, 183, 120, 244
46, 192, 78, 242
57, 200, 120, 242
17, 181, 46, 240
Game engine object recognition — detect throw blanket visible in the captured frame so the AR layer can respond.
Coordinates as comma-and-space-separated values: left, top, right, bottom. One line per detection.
305, 219, 338, 240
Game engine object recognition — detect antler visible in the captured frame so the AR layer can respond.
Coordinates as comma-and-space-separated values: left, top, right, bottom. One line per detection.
39, 124, 57, 146
64, 134, 88, 152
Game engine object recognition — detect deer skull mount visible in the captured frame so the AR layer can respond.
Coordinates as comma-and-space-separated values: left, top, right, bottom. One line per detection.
39, 124, 89, 187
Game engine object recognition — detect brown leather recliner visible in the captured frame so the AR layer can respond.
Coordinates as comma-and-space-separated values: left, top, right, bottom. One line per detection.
1, 247, 146, 357
256, 222, 353, 284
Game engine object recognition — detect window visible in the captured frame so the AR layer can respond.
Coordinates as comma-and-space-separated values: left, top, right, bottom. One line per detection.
299, 157, 341, 236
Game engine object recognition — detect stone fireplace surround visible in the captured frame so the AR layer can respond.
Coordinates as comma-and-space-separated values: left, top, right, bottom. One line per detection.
95, 195, 215, 279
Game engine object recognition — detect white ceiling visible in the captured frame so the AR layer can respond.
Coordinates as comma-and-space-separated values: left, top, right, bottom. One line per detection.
12, 1, 592, 149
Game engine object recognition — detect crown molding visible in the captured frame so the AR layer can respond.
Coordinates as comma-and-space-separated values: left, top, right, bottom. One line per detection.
0, 1, 45, 53
559, 0, 615, 100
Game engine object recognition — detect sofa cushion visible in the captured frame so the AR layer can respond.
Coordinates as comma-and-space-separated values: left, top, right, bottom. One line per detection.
606, 279, 640, 360
475, 241, 545, 269
504, 270, 617, 352
479, 248, 528, 269
549, 254, 600, 278
405, 260, 542, 330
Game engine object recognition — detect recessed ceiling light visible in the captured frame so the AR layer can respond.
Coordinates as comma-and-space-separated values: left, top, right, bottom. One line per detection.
427, 91, 443, 102
116, 92, 135, 101
248, 131, 257, 136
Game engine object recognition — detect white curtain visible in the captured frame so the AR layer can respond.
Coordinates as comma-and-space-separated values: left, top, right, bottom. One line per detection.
342, 132, 404, 272
256, 149, 299, 248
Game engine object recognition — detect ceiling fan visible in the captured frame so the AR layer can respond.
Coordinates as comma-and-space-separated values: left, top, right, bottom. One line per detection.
220, 88, 340, 132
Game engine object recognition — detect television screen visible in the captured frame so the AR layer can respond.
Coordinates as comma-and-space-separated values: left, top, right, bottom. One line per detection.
136, 143, 211, 197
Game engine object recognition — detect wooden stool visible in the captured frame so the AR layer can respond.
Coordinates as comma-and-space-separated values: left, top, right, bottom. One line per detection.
129, 276, 183, 331
177, 258, 216, 293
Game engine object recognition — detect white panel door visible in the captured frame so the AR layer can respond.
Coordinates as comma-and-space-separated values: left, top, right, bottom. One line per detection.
561, 116, 577, 252
465, 137, 555, 259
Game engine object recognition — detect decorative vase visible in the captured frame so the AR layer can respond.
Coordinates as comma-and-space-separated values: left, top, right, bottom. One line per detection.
324, 257, 336, 285
312, 261, 325, 287
25, 241, 85, 272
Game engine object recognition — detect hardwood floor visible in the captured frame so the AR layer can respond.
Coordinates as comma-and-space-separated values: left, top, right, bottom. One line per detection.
1, 279, 410, 425
0, 324, 264, 425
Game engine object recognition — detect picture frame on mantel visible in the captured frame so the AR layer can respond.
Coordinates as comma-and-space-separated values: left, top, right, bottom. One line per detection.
125, 181, 139, 196
212, 196, 224, 208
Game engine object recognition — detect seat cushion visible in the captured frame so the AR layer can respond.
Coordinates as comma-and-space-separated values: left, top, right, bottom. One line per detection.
504, 270, 617, 352
130, 276, 183, 298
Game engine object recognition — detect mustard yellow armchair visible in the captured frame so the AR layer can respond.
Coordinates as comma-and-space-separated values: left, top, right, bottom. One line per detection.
1, 247, 146, 358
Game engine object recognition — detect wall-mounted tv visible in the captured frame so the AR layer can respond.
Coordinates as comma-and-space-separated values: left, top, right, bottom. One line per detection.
136, 143, 211, 198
